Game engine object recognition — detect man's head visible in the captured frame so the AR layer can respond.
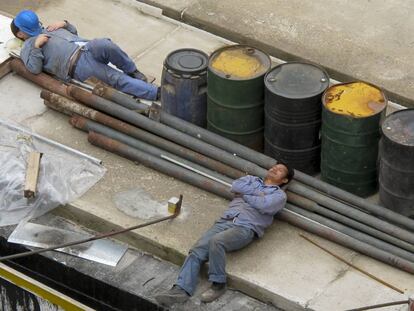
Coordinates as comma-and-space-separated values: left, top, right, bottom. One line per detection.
264, 163, 294, 187
11, 10, 42, 40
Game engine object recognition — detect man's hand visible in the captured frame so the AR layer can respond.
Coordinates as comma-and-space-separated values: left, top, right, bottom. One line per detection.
34, 34, 50, 49
46, 21, 67, 32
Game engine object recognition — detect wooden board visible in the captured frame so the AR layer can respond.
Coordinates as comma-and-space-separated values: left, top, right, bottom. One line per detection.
24, 152, 43, 198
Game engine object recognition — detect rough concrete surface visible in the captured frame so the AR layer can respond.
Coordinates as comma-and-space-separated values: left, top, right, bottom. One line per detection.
139, 0, 414, 108
0, 1, 413, 310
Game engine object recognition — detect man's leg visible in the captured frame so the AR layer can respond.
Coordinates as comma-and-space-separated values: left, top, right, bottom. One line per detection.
85, 38, 148, 81
155, 221, 230, 306
201, 225, 255, 302
73, 52, 157, 100
85, 38, 137, 74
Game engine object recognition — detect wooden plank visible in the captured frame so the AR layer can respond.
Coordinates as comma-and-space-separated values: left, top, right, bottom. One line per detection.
0, 57, 12, 80
24, 152, 43, 198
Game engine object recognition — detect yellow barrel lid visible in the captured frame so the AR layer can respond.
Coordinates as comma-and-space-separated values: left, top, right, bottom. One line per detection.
209, 45, 271, 80
323, 82, 387, 117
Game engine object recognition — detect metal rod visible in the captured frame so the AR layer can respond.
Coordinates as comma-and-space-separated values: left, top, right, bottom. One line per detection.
67, 85, 266, 176
344, 300, 410, 311
92, 83, 148, 111
277, 209, 414, 274
299, 234, 405, 294
289, 182, 414, 245
0, 117, 102, 165
69, 116, 234, 185
161, 155, 233, 187
41, 91, 245, 180
287, 192, 414, 253
0, 201, 182, 263
286, 203, 414, 263
88, 132, 233, 201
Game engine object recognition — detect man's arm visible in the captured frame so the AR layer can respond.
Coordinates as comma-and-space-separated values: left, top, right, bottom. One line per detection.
20, 36, 49, 74
242, 189, 286, 216
47, 20, 78, 35
231, 175, 257, 195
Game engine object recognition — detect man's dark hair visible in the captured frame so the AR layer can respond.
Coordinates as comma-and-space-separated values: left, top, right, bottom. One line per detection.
278, 161, 295, 185
10, 20, 20, 38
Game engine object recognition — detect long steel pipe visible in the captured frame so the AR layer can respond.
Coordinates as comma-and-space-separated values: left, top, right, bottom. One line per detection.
285, 203, 414, 263
278, 209, 414, 274
41, 91, 244, 180
92, 83, 414, 231
288, 192, 414, 253
289, 182, 414, 245
72, 117, 234, 185
67, 85, 266, 176
88, 132, 233, 200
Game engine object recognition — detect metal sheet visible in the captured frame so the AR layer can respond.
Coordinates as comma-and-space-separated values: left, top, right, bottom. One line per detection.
8, 223, 128, 266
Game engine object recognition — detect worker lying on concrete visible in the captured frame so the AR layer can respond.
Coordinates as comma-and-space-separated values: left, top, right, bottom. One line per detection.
155, 163, 294, 305
10, 10, 159, 101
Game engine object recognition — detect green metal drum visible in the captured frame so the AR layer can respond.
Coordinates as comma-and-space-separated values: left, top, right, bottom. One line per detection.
207, 45, 271, 151
321, 81, 387, 197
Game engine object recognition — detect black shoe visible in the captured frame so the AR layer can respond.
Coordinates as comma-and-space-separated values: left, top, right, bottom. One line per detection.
154, 285, 189, 306
128, 69, 148, 82
200, 282, 226, 303
156, 87, 161, 101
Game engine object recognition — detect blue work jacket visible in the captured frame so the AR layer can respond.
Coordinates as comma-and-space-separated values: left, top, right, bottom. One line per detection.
222, 175, 287, 237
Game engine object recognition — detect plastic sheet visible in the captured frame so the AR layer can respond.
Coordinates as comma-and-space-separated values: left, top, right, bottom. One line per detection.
0, 121, 106, 226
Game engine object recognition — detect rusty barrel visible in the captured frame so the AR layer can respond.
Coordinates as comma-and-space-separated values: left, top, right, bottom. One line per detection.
379, 109, 414, 217
321, 81, 387, 197
207, 45, 271, 151
264, 62, 329, 175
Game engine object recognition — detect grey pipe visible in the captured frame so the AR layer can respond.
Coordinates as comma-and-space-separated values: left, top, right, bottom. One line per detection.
74, 118, 234, 185
288, 192, 414, 253
289, 182, 414, 245
88, 131, 233, 200
278, 209, 414, 274
68, 86, 266, 177
285, 203, 414, 263
90, 84, 414, 230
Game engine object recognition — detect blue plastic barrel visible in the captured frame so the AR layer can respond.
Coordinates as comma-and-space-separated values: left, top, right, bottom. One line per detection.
161, 49, 209, 127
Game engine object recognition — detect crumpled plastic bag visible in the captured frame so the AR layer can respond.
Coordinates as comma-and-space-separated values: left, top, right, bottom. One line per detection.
0, 121, 106, 226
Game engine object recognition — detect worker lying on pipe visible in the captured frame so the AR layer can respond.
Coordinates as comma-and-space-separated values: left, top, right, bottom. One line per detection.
155, 163, 294, 306
10, 10, 159, 101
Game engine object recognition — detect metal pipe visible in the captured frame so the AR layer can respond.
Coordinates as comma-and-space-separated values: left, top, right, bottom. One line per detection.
0, 117, 102, 165
67, 85, 266, 177
287, 192, 414, 253
10, 59, 69, 98
92, 83, 149, 112
70, 117, 234, 185
88, 132, 233, 200
277, 209, 414, 274
289, 182, 414, 245
286, 203, 414, 263
161, 155, 233, 187
41, 91, 245, 180
94, 83, 414, 231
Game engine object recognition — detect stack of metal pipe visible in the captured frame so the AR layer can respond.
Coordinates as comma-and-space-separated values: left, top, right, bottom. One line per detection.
10, 59, 414, 274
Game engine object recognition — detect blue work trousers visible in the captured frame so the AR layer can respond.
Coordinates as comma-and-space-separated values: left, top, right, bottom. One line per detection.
73, 38, 157, 100
176, 219, 255, 296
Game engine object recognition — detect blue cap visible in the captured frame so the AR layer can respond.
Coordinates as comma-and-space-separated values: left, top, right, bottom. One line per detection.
14, 10, 42, 37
